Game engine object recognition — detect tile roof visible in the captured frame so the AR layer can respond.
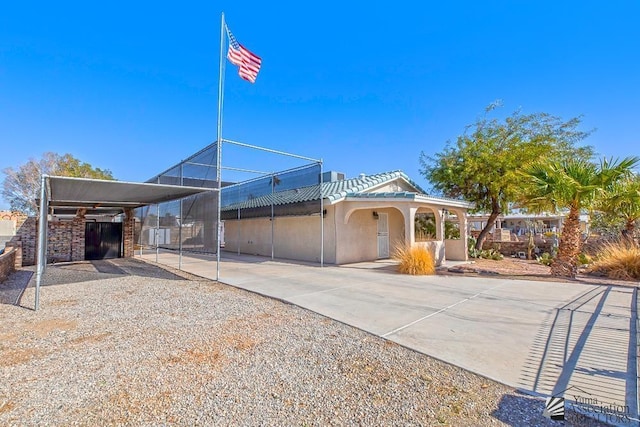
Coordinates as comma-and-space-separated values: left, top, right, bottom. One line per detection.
220, 170, 456, 211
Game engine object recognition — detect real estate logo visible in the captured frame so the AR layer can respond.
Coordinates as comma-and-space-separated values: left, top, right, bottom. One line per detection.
543, 396, 565, 421
542, 386, 632, 424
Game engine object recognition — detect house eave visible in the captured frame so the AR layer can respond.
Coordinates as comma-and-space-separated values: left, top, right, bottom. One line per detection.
335, 194, 472, 209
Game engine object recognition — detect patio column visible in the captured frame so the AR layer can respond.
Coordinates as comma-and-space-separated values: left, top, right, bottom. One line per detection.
451, 208, 469, 261
402, 206, 418, 246
435, 208, 445, 240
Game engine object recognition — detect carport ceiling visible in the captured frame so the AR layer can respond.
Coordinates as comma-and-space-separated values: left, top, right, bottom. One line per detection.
45, 175, 213, 211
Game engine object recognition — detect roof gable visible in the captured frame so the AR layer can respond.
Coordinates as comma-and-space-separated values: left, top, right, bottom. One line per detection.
324, 171, 426, 203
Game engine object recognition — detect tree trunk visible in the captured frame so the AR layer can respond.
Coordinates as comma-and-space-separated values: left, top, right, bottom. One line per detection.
551, 205, 581, 278
476, 210, 500, 250
622, 218, 635, 242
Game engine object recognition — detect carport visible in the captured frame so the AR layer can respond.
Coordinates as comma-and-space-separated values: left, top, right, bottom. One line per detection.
34, 174, 212, 310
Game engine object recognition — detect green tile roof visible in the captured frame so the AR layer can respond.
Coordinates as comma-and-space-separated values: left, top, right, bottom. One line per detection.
221, 170, 435, 211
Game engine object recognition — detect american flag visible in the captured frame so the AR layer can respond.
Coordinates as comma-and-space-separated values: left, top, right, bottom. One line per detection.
226, 25, 262, 83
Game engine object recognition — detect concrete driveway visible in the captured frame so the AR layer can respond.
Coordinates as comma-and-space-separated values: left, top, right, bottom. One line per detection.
143, 251, 638, 420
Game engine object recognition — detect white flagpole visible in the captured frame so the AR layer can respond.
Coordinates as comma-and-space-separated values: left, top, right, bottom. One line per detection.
215, 12, 226, 281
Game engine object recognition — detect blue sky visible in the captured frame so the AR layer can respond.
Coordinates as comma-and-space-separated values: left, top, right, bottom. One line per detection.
1, 1, 639, 209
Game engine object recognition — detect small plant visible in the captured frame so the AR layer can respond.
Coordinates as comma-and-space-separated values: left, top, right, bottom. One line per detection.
394, 243, 436, 275
468, 247, 481, 258
577, 253, 592, 266
588, 240, 640, 280
537, 252, 553, 266
468, 236, 481, 258
479, 249, 503, 261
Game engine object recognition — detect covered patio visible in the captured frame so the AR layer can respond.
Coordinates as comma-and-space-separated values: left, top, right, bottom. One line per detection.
330, 193, 471, 265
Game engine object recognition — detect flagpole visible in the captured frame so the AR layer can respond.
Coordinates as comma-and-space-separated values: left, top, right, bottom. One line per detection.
215, 12, 226, 281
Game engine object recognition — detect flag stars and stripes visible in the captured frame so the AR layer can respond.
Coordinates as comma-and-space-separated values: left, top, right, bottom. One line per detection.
226, 25, 262, 83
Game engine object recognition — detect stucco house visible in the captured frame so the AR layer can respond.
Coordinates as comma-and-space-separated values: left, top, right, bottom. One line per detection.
221, 170, 473, 266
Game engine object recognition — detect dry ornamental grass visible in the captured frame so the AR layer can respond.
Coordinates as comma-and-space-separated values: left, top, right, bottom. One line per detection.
394, 244, 436, 275
588, 240, 640, 280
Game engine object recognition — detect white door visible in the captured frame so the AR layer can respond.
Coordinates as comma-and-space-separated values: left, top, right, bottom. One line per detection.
377, 213, 390, 259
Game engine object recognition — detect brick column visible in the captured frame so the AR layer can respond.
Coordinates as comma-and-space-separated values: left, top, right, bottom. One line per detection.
71, 215, 85, 262
123, 209, 135, 258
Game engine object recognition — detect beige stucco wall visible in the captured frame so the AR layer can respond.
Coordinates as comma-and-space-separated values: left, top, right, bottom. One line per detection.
444, 239, 467, 261
333, 205, 404, 264
333, 206, 377, 264
223, 211, 336, 264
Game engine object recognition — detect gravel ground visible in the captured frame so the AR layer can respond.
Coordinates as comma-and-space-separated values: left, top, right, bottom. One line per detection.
1, 259, 610, 426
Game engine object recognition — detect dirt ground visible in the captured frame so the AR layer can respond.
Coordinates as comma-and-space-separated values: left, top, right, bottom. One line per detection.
442, 257, 639, 287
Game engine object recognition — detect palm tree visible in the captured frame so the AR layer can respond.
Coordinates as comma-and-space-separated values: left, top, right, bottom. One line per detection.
596, 173, 640, 239
520, 157, 639, 277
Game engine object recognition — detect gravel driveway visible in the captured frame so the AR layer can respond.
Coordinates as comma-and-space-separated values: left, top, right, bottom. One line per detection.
0, 259, 606, 426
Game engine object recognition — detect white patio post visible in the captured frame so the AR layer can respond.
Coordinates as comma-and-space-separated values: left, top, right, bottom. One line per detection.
435, 208, 445, 240
403, 206, 417, 247
459, 209, 469, 261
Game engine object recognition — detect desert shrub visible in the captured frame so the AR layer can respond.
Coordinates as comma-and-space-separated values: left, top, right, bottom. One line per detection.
468, 237, 480, 258
588, 240, 640, 280
577, 253, 592, 266
538, 252, 553, 266
478, 248, 503, 261
394, 244, 435, 275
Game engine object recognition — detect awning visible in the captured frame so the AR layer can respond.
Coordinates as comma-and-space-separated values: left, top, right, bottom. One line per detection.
45, 175, 212, 214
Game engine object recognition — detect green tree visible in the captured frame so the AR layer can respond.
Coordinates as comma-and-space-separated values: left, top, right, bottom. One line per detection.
519, 157, 639, 277
420, 103, 593, 250
595, 173, 640, 239
2, 152, 114, 214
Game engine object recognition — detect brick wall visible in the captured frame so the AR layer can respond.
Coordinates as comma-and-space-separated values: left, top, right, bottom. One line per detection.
12, 217, 36, 266
10, 216, 86, 266
5, 240, 22, 268
0, 247, 16, 282
482, 240, 554, 257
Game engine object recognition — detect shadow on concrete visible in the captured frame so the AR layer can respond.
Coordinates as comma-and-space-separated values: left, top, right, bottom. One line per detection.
518, 285, 638, 423
333, 259, 402, 275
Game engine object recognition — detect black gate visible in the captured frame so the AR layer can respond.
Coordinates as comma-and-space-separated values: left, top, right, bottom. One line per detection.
85, 222, 122, 260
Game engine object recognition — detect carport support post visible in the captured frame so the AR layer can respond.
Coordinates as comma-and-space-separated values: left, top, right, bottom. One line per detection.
179, 164, 183, 270
320, 160, 324, 267
155, 203, 159, 263
35, 174, 48, 311
271, 173, 275, 260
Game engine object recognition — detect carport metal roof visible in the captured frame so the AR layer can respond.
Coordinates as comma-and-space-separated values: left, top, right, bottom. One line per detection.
35, 175, 214, 310
45, 175, 212, 213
